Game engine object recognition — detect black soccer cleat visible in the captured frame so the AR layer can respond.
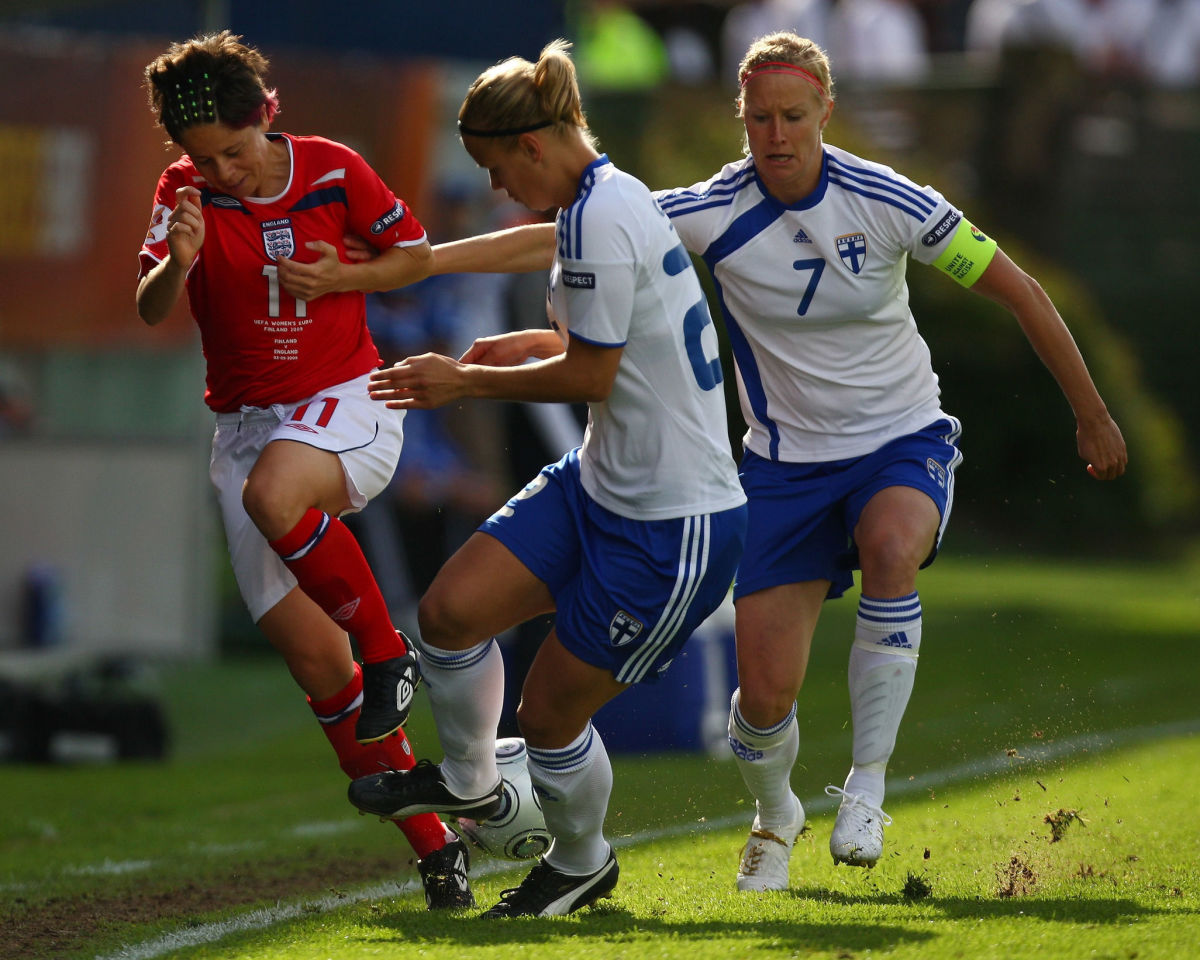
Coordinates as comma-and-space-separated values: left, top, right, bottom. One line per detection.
348, 759, 503, 821
355, 634, 420, 744
419, 836, 475, 910
483, 850, 619, 918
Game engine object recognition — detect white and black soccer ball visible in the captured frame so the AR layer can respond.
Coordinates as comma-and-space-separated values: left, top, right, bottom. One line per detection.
452, 737, 552, 861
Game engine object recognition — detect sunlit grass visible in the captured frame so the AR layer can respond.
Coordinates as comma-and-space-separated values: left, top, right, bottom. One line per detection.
2, 553, 1198, 958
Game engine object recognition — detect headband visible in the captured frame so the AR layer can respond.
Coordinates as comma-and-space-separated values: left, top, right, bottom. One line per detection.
457, 118, 555, 138
739, 62, 828, 98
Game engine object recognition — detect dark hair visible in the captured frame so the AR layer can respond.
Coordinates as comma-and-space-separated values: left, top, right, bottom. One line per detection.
144, 30, 279, 143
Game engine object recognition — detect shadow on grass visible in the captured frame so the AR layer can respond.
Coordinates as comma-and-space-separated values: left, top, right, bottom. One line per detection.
362, 901, 934, 952
354, 884, 1195, 955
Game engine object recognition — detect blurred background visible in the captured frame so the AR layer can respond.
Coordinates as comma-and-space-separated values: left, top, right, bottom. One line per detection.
0, 0, 1196, 758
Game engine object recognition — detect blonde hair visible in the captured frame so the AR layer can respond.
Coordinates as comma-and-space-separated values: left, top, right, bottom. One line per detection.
736, 32, 834, 112
458, 39, 596, 147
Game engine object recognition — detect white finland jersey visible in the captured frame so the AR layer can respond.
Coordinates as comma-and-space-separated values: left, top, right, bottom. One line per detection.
655, 143, 962, 463
549, 155, 746, 521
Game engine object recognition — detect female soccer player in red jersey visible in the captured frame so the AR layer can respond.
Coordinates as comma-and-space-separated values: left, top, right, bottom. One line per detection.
137, 31, 471, 908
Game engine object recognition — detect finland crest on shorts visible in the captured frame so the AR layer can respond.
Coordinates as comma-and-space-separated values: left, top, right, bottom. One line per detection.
609, 610, 644, 647
261, 217, 296, 260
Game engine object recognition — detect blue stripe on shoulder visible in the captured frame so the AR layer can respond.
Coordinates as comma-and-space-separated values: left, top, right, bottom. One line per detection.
659, 196, 740, 219
827, 156, 936, 217
828, 175, 930, 221
562, 168, 597, 259
288, 185, 349, 212
657, 167, 755, 215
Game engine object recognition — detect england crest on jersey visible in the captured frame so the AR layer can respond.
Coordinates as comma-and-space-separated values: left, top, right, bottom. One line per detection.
609, 610, 644, 647
261, 217, 296, 261
836, 232, 867, 274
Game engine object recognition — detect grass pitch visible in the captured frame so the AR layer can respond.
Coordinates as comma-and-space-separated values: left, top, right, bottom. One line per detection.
1, 552, 1197, 959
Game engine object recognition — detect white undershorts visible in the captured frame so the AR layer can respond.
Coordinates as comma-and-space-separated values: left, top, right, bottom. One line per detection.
208, 371, 405, 622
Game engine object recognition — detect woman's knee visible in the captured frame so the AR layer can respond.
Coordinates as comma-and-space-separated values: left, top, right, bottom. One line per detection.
416, 582, 477, 650
241, 469, 297, 536
735, 674, 801, 728
856, 524, 929, 580
513, 694, 579, 749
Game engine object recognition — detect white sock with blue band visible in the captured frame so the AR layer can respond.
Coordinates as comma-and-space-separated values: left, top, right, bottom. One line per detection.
844, 591, 922, 806
417, 637, 505, 799
728, 689, 800, 831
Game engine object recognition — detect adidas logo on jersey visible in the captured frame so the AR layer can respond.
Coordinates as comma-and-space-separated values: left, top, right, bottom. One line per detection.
792, 228, 812, 244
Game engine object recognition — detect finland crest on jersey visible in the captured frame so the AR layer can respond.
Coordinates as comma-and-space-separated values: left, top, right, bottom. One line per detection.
836, 232, 867, 274
261, 217, 296, 260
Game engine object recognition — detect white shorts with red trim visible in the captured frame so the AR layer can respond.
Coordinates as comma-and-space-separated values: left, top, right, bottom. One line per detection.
208, 371, 405, 622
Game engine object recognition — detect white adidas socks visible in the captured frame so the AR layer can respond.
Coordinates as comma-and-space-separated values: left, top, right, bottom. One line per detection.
416, 637, 505, 799
526, 723, 613, 875
728, 689, 800, 831
843, 591, 922, 807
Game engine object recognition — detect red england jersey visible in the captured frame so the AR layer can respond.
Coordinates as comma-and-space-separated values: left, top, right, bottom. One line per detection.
139, 133, 426, 412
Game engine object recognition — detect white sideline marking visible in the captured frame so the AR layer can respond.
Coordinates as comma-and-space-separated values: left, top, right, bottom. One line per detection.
62, 843, 264, 879
94, 880, 421, 960
66, 859, 154, 877
95, 718, 1200, 960
289, 819, 361, 837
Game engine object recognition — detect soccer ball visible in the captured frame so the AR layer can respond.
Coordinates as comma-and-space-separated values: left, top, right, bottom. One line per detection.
451, 737, 552, 861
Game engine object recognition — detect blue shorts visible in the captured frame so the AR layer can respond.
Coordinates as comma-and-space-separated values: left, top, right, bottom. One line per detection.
734, 417, 962, 602
479, 449, 747, 685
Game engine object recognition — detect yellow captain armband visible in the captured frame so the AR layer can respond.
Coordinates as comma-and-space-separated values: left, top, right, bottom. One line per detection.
931, 218, 998, 288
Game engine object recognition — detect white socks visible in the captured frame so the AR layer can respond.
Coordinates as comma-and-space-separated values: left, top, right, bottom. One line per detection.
728, 689, 800, 832
416, 637, 505, 799
526, 724, 613, 875
844, 592, 922, 807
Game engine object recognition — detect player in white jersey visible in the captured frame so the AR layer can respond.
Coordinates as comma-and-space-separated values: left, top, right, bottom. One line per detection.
346, 40, 747, 917
655, 32, 1125, 890
407, 31, 1128, 892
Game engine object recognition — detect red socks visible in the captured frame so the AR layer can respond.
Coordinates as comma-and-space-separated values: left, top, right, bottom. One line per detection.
309, 663, 449, 859
269, 508, 403, 664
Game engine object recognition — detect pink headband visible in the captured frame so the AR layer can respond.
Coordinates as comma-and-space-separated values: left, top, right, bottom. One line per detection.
739, 62, 828, 98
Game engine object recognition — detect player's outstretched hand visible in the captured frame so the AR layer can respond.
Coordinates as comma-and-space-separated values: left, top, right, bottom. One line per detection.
369, 354, 465, 410
277, 240, 343, 302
